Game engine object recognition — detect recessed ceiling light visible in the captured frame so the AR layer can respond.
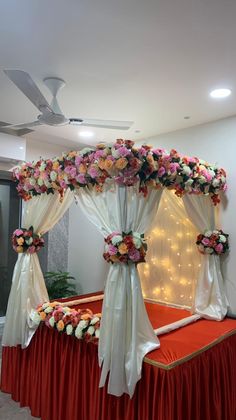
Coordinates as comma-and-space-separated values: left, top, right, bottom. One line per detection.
210, 88, 232, 98
78, 131, 94, 138
184, 116, 191, 120
135, 129, 141, 133
19, 146, 24, 150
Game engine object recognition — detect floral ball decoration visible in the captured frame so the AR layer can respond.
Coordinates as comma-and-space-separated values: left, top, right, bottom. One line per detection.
196, 229, 229, 255
103, 231, 147, 264
12, 226, 44, 254
30, 302, 101, 341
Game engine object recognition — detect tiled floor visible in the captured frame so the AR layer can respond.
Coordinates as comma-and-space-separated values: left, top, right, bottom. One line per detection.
0, 324, 40, 420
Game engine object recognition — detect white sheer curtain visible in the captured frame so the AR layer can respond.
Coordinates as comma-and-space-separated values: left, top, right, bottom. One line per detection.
182, 194, 228, 320
139, 190, 201, 309
2, 190, 74, 348
75, 182, 163, 397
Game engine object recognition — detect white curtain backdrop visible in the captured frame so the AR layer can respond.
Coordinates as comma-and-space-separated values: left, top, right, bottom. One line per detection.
75, 182, 163, 397
2, 190, 74, 348
139, 190, 201, 309
183, 194, 228, 320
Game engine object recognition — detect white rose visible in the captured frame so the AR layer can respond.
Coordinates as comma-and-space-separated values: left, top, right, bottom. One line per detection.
111, 235, 123, 245
78, 320, 88, 329
212, 178, 220, 187
133, 237, 142, 249
75, 326, 83, 339
95, 329, 100, 338
90, 316, 100, 325
219, 235, 226, 243
204, 231, 212, 238
81, 147, 94, 156
111, 148, 120, 158
29, 178, 36, 186
49, 316, 55, 327
50, 171, 58, 181
213, 230, 219, 234
45, 306, 53, 314
30, 310, 41, 325
39, 163, 46, 171
87, 326, 95, 336
66, 325, 73, 335
42, 302, 49, 309
63, 307, 71, 313
182, 165, 192, 176
205, 247, 214, 254
37, 178, 44, 186
209, 169, 215, 178
199, 176, 206, 184
44, 180, 52, 188
25, 237, 33, 245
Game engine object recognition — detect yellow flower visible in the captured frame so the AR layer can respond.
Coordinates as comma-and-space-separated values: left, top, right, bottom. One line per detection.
57, 320, 65, 331
110, 255, 119, 262
98, 159, 105, 170
79, 164, 87, 174
118, 243, 128, 255
16, 246, 24, 253
146, 155, 154, 165
115, 158, 128, 170
104, 159, 114, 171
81, 313, 92, 320
40, 312, 46, 321
17, 237, 24, 245
68, 151, 77, 158
52, 161, 59, 170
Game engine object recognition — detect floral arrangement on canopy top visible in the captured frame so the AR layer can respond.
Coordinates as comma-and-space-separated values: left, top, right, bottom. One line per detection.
13, 139, 227, 205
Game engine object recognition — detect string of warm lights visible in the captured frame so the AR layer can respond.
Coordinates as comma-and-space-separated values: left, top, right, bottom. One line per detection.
139, 191, 201, 308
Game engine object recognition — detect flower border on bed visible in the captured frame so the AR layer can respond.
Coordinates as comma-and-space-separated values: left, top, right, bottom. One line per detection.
30, 302, 101, 340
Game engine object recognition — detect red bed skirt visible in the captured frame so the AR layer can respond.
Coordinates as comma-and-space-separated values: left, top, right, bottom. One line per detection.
1, 326, 236, 419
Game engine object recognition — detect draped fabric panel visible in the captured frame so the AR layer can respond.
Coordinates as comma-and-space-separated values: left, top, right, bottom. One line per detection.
1, 324, 236, 420
182, 195, 228, 320
2, 190, 74, 348
75, 183, 163, 396
139, 190, 201, 309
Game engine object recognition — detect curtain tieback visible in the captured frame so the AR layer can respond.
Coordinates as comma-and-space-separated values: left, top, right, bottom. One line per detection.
103, 231, 147, 264
12, 226, 45, 254
196, 229, 229, 255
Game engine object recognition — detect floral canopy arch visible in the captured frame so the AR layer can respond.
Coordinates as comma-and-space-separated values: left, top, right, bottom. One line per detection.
3, 139, 228, 397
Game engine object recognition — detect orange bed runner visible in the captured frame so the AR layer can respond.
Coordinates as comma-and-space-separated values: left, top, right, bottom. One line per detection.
64, 294, 236, 369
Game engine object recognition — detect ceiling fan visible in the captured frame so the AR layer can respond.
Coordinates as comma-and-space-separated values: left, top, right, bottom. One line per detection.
2, 69, 133, 131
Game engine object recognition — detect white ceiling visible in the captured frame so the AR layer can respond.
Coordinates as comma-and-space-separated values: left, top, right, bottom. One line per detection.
0, 0, 236, 149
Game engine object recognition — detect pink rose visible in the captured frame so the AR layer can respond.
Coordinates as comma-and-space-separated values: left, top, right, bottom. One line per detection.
158, 167, 165, 177
108, 244, 117, 255
75, 156, 83, 166
215, 243, 223, 254
129, 248, 141, 262
14, 229, 23, 236
117, 146, 130, 157
76, 174, 86, 184
202, 238, 210, 246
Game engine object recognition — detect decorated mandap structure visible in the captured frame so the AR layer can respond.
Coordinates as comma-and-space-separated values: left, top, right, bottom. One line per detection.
1, 139, 235, 419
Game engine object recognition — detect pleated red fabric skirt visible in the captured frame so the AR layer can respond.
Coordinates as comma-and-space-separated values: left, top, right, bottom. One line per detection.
2, 297, 236, 420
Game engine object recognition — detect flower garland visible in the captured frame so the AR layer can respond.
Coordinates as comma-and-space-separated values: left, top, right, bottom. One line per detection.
196, 229, 229, 255
30, 302, 101, 340
12, 227, 44, 254
13, 139, 227, 205
103, 231, 147, 264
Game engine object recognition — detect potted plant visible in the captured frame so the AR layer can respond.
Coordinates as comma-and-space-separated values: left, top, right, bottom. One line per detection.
44, 271, 77, 300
